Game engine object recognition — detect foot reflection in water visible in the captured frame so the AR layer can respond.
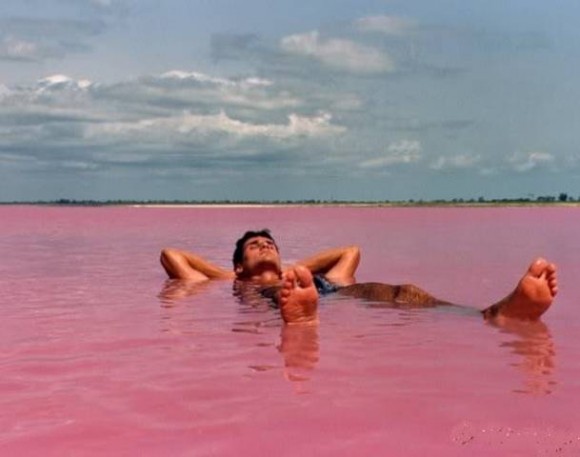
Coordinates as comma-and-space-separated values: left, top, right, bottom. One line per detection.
158, 280, 557, 395
233, 282, 321, 385
278, 323, 320, 383
492, 319, 556, 395
231, 281, 321, 384
157, 279, 321, 386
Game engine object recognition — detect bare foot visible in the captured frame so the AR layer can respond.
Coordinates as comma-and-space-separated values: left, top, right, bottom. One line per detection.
482, 258, 558, 321
278, 266, 319, 325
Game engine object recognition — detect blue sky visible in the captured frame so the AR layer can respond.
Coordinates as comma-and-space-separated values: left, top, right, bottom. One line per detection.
1, 0, 579, 201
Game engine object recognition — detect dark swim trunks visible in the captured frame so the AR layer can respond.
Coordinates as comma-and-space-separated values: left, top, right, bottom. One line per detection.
313, 274, 341, 295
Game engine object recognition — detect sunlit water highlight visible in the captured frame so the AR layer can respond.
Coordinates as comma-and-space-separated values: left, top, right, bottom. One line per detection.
1, 206, 580, 456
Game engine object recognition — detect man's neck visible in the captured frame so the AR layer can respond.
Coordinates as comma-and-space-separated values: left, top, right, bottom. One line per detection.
239, 269, 281, 284
252, 271, 280, 284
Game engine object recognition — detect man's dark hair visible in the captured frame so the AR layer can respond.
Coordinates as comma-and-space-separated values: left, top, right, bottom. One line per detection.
232, 229, 277, 267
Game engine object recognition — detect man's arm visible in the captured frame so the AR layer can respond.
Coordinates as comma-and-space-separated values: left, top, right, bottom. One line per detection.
160, 248, 235, 281
296, 245, 360, 285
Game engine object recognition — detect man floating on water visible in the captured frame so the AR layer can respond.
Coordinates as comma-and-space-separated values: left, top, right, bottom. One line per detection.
160, 229, 558, 325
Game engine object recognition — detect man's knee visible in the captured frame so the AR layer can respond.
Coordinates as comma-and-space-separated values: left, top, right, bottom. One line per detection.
399, 284, 421, 295
397, 284, 437, 305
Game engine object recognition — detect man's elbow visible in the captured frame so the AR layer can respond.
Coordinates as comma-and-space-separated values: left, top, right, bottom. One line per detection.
160, 248, 179, 268
347, 245, 361, 263
345, 245, 361, 274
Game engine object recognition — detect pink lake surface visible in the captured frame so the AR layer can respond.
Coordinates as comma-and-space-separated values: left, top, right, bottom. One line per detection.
1, 205, 580, 456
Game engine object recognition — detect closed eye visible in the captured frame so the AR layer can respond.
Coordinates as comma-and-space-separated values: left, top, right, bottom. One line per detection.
245, 240, 276, 250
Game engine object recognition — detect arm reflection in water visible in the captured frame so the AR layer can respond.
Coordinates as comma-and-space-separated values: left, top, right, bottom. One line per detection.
158, 278, 212, 306
158, 279, 321, 382
489, 319, 556, 395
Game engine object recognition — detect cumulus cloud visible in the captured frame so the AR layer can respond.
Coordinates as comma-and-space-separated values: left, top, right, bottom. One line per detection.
355, 15, 417, 36
507, 151, 555, 172
100, 70, 302, 114
0, 76, 97, 131
1, 5, 567, 201
85, 110, 345, 143
37, 74, 93, 91
280, 30, 394, 74
0, 70, 347, 179
160, 70, 273, 88
359, 140, 422, 168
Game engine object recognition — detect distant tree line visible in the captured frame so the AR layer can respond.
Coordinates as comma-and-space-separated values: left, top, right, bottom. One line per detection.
1, 193, 579, 206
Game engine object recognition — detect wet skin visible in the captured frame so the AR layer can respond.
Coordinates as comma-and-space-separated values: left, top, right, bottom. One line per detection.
160, 237, 558, 325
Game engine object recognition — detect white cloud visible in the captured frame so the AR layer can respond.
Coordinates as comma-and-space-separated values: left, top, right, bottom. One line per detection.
430, 153, 481, 170
37, 74, 93, 91
0, 69, 356, 183
0, 76, 97, 127
355, 15, 417, 36
144, 71, 300, 111
0, 70, 326, 141
508, 151, 555, 172
160, 70, 273, 89
360, 140, 422, 168
280, 30, 394, 73
85, 110, 345, 143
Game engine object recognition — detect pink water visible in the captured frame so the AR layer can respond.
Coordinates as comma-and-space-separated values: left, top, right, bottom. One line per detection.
1, 206, 580, 456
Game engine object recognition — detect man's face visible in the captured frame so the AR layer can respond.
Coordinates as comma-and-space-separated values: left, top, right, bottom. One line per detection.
236, 236, 281, 277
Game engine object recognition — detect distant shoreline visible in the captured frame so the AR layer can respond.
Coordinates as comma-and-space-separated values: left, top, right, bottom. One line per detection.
2, 201, 579, 208
132, 202, 580, 208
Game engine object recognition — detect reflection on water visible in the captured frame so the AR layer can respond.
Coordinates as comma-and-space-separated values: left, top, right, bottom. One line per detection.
3, 206, 580, 455
158, 279, 212, 305
493, 319, 556, 395
360, 295, 558, 395
157, 278, 321, 384
278, 323, 320, 383
157, 279, 558, 395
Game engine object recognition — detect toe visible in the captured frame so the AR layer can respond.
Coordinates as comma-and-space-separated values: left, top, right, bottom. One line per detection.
285, 269, 297, 282
294, 265, 313, 288
528, 258, 548, 277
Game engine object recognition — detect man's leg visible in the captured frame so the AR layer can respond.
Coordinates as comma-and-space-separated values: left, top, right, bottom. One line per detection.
338, 282, 447, 307
339, 258, 557, 321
